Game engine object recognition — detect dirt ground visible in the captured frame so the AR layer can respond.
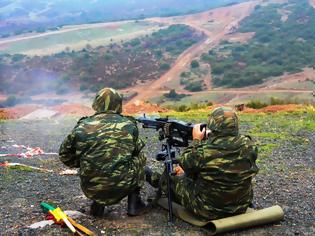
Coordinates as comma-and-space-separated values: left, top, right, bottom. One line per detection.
0, 114, 314, 235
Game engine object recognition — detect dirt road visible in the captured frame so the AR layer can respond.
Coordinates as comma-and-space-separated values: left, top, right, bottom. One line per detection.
126, 1, 261, 104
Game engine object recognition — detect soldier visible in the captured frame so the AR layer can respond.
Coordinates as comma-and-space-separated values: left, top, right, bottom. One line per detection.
146, 106, 259, 220
59, 88, 147, 217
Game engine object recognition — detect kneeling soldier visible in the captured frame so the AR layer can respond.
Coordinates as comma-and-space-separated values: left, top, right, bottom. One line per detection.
59, 88, 147, 217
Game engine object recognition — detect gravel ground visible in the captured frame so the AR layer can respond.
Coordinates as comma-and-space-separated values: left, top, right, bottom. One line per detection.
0, 118, 314, 236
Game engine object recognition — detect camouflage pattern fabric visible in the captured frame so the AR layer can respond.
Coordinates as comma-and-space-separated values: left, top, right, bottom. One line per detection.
92, 87, 123, 113
59, 88, 146, 205
151, 107, 259, 220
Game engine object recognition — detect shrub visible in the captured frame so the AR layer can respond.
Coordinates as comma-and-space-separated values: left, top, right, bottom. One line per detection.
246, 100, 268, 109
160, 63, 171, 70
191, 60, 200, 69
164, 89, 187, 100
185, 81, 203, 92
180, 72, 188, 78
177, 104, 189, 112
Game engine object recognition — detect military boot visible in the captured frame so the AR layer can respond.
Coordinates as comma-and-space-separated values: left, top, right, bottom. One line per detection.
145, 166, 153, 185
127, 187, 147, 216
90, 201, 105, 217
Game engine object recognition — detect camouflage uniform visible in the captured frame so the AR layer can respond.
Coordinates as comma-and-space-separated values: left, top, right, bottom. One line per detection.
59, 88, 146, 205
152, 107, 259, 220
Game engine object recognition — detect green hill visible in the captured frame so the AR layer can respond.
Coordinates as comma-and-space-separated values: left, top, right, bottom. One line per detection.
203, 0, 315, 88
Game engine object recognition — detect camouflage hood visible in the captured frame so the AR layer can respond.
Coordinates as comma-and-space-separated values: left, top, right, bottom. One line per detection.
92, 88, 122, 113
207, 106, 239, 137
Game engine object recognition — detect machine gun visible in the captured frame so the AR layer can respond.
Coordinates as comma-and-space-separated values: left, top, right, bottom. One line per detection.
136, 115, 206, 223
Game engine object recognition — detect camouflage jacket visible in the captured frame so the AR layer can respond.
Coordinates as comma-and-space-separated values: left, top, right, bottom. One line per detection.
177, 134, 259, 217
59, 88, 146, 205
59, 112, 146, 204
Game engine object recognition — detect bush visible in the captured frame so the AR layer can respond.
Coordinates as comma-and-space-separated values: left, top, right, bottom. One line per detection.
246, 100, 268, 109
176, 104, 189, 112
164, 89, 187, 100
160, 63, 171, 70
191, 60, 200, 69
185, 81, 203, 92
180, 72, 189, 78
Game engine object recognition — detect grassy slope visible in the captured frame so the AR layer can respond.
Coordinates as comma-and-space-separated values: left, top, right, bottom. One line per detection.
1, 22, 161, 55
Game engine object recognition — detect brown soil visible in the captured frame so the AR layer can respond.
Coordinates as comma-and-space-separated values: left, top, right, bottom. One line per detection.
0, 102, 168, 119
0, 105, 40, 119
123, 101, 168, 115
51, 104, 94, 117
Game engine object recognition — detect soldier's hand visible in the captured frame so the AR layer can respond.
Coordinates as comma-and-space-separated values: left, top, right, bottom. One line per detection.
193, 124, 206, 141
175, 166, 185, 176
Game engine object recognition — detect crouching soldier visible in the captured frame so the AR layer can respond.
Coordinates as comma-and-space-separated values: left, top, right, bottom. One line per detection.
147, 106, 259, 220
59, 88, 147, 217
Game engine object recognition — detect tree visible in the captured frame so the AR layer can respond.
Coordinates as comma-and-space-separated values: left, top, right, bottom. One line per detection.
160, 63, 171, 70
191, 60, 200, 69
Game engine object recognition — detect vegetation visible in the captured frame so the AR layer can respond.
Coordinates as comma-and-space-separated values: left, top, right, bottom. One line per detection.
246, 97, 301, 109
165, 101, 212, 112
179, 60, 209, 92
163, 89, 187, 100
0, 25, 204, 95
190, 60, 200, 69
184, 81, 203, 92
205, 0, 315, 87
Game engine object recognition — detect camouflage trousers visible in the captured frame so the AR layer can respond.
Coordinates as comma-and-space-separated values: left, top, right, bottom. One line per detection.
150, 171, 218, 220
81, 154, 146, 206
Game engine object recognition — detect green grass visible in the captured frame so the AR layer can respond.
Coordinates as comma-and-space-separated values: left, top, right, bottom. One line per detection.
2, 21, 160, 55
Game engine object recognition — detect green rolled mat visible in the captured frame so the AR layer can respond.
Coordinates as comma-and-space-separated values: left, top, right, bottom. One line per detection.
157, 198, 284, 235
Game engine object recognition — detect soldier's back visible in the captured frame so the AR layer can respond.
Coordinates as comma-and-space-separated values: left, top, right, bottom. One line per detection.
74, 113, 137, 178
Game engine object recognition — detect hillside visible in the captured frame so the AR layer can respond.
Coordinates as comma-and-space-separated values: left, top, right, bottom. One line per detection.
205, 0, 315, 88
0, 0, 247, 38
0, 25, 204, 103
